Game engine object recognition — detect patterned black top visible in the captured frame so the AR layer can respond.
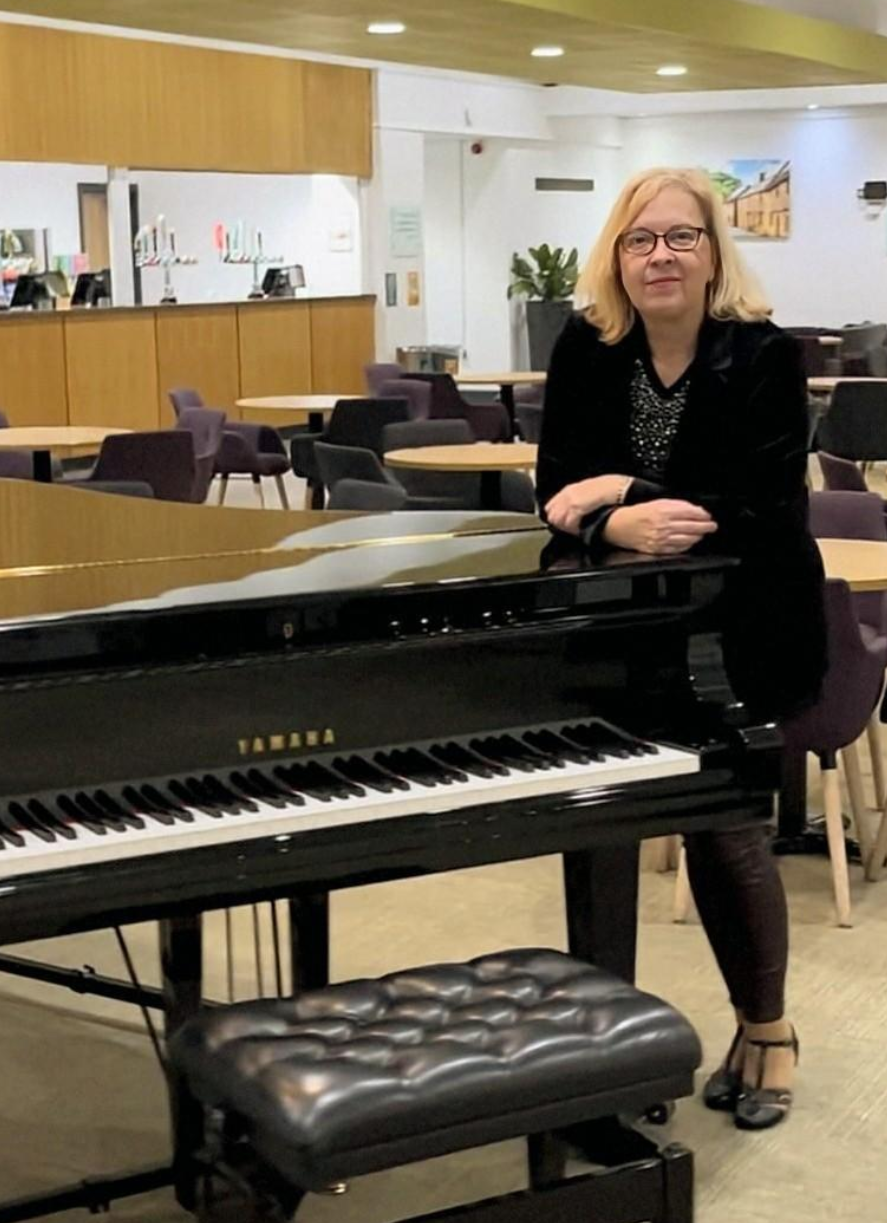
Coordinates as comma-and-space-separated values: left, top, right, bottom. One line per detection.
627, 355, 690, 483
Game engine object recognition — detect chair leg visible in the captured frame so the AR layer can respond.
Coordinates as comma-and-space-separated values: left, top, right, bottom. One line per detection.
672, 845, 692, 923
867, 797, 887, 881
218, 475, 229, 506
822, 762, 853, 927
275, 474, 290, 510
841, 741, 874, 867
253, 474, 265, 509
866, 712, 886, 811
648, 836, 672, 873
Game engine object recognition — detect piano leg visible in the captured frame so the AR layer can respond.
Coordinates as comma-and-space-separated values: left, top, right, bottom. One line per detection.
562, 846, 640, 984
288, 892, 330, 990
160, 915, 204, 1211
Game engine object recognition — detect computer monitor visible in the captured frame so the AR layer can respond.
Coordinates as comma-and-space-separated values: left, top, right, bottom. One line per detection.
261, 265, 305, 298
10, 274, 50, 309
71, 269, 111, 307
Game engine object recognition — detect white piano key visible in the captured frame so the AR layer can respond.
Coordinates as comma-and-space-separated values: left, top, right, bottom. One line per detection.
0, 730, 699, 879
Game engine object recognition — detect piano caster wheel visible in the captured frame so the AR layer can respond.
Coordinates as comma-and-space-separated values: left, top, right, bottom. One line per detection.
644, 1102, 675, 1126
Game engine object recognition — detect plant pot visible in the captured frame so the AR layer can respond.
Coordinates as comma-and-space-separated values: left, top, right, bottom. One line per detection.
526, 300, 573, 371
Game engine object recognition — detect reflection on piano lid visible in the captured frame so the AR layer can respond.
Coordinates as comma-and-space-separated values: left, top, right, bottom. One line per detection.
0, 480, 542, 626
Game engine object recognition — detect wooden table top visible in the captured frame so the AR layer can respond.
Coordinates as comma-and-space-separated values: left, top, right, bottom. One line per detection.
236, 395, 359, 412
0, 426, 129, 455
818, 538, 887, 591
385, 442, 538, 472
807, 376, 887, 394
456, 372, 547, 387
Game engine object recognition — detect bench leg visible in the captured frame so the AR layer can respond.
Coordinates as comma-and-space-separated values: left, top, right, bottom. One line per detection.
527, 1132, 567, 1188
660, 1143, 694, 1223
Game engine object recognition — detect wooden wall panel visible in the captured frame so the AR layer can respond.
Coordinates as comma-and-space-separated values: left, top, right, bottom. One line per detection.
0, 24, 364, 174
65, 313, 160, 430
0, 317, 68, 426
155, 307, 240, 424
237, 303, 312, 399
301, 63, 373, 178
309, 298, 375, 394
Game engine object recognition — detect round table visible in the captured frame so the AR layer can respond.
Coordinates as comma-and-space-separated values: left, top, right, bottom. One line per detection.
385, 442, 537, 509
455, 372, 546, 431
0, 426, 130, 482
807, 376, 887, 396
818, 538, 887, 591
236, 395, 360, 431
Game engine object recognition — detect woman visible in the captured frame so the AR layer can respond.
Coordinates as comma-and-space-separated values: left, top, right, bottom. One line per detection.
537, 167, 826, 1131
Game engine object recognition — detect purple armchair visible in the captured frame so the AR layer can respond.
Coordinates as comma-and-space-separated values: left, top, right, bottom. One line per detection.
77, 431, 202, 502
407, 373, 511, 442
215, 424, 290, 508
364, 362, 404, 395
175, 407, 227, 502
817, 452, 868, 493
781, 579, 887, 925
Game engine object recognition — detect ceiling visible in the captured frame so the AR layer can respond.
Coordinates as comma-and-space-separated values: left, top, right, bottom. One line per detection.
6, 0, 887, 92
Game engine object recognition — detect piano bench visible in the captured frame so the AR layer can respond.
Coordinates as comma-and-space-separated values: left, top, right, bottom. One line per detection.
169, 948, 702, 1223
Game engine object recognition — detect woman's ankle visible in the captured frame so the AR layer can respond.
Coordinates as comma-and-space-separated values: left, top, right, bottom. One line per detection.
744, 1017, 793, 1041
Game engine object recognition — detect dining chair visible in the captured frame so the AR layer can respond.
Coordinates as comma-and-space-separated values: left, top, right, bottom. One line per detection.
817, 451, 868, 492
816, 380, 887, 463
175, 407, 227, 502
408, 373, 511, 441
290, 398, 411, 507
327, 479, 407, 511
363, 362, 404, 395
77, 431, 200, 502
215, 425, 290, 509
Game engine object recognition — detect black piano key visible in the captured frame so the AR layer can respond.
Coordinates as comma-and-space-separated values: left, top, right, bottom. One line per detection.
201, 774, 258, 813
277, 762, 358, 802
561, 723, 630, 759
231, 770, 286, 806
140, 784, 196, 824
11, 801, 57, 843
0, 807, 27, 848
119, 786, 178, 827
245, 768, 303, 808
498, 733, 565, 770
25, 798, 78, 841
523, 728, 592, 765
376, 747, 460, 787
77, 791, 145, 831
469, 735, 546, 773
168, 778, 224, 818
57, 793, 117, 835
331, 755, 406, 794
430, 742, 506, 779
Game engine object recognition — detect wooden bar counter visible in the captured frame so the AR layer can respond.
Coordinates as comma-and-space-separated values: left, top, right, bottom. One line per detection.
0, 295, 375, 431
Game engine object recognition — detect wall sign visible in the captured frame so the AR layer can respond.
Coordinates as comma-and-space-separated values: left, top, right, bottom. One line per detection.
389, 205, 423, 257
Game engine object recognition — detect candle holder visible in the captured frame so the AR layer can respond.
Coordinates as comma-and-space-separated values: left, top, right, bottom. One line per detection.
134, 217, 197, 305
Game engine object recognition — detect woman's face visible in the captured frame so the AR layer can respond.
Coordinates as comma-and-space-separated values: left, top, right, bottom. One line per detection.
617, 186, 714, 326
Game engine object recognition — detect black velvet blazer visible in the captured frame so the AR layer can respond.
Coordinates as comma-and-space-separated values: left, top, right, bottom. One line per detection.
536, 312, 827, 720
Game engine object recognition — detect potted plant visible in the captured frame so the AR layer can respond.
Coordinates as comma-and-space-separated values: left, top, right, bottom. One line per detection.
508, 244, 579, 370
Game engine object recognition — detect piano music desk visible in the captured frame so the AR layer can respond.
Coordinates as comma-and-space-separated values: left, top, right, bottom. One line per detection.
0, 425, 130, 482
386, 441, 538, 510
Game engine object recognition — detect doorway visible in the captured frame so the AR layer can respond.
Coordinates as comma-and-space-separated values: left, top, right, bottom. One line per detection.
78, 183, 110, 271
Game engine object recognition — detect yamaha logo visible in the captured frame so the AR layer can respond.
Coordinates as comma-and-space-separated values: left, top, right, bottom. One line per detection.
237, 728, 336, 756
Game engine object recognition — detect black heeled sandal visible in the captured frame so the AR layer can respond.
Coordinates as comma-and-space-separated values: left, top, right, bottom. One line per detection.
734, 1028, 799, 1131
702, 1024, 745, 1112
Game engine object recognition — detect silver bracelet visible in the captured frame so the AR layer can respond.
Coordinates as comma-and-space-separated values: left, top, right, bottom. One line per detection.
615, 477, 633, 506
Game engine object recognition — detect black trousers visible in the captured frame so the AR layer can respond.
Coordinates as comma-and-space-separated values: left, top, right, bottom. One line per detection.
684, 824, 787, 1024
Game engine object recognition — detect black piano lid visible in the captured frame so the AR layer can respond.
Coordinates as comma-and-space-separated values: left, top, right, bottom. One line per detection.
0, 504, 738, 674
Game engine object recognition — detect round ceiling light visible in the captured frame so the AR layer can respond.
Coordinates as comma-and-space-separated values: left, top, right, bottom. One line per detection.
367, 21, 406, 34
656, 64, 688, 77
531, 45, 565, 58
806, 103, 820, 110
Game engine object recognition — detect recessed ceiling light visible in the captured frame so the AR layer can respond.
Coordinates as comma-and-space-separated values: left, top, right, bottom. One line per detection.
531, 45, 565, 58
806, 103, 820, 110
367, 21, 405, 34
656, 64, 687, 77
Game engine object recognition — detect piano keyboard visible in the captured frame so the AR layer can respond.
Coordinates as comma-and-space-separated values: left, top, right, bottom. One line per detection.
0, 719, 699, 878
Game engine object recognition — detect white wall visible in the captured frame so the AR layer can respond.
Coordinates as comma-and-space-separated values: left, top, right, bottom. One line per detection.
423, 138, 464, 351
131, 170, 362, 305
620, 109, 887, 327
0, 161, 106, 260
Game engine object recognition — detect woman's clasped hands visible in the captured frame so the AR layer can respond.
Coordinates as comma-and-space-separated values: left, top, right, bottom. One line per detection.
545, 475, 717, 555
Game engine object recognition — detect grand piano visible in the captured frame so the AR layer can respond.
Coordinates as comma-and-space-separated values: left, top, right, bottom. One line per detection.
0, 481, 781, 1220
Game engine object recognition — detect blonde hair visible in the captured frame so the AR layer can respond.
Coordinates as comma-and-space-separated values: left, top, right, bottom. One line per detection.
575, 166, 771, 344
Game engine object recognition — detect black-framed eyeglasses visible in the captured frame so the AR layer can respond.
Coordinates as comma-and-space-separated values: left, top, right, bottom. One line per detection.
619, 226, 708, 256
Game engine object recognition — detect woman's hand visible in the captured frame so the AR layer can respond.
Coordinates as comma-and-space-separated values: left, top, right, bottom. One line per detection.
603, 500, 717, 554
544, 475, 631, 535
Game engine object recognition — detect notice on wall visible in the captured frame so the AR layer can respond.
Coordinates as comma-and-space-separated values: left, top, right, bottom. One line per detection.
389, 205, 423, 257
406, 270, 421, 307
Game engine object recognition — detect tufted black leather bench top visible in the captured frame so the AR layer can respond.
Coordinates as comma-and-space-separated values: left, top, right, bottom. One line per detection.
170, 949, 701, 1190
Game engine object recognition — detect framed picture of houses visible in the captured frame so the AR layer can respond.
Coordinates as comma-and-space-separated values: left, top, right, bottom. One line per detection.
706, 159, 791, 240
